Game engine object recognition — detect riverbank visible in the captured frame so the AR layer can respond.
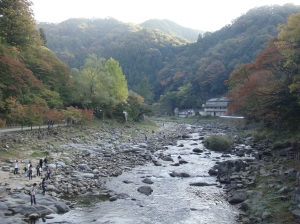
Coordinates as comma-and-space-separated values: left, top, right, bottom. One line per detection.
0, 117, 300, 223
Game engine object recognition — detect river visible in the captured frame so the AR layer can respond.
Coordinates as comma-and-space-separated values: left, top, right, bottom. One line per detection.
37, 128, 241, 224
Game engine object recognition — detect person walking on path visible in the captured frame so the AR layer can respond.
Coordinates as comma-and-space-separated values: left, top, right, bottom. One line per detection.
14, 160, 18, 175
28, 167, 33, 180
41, 178, 46, 195
30, 183, 37, 205
46, 167, 51, 180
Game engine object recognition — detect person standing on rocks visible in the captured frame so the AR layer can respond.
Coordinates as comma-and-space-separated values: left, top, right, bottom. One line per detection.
36, 164, 40, 176
44, 156, 48, 168
28, 166, 33, 180
27, 162, 32, 177
30, 183, 37, 205
13, 160, 18, 175
41, 178, 46, 195
23, 166, 27, 176
39, 159, 43, 169
46, 167, 51, 180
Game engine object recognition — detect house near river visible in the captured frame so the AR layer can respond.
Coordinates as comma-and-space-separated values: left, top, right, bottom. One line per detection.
174, 96, 232, 117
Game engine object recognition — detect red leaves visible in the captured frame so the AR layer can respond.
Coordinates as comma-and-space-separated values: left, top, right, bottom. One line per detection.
0, 55, 43, 97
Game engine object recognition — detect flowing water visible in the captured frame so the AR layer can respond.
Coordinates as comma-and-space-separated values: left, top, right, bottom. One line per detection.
38, 132, 242, 224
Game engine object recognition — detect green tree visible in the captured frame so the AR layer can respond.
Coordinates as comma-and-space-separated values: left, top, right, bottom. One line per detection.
73, 54, 113, 108
39, 27, 47, 46
105, 57, 128, 102
135, 77, 153, 104
0, 0, 41, 47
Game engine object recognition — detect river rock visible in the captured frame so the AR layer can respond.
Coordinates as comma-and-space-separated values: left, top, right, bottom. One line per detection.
81, 173, 95, 178
56, 161, 67, 168
189, 182, 217, 186
228, 191, 247, 204
1, 166, 10, 172
169, 171, 190, 178
192, 148, 203, 153
160, 156, 173, 162
208, 169, 218, 176
0, 216, 27, 224
262, 211, 272, 220
142, 178, 154, 184
55, 201, 70, 213
78, 164, 91, 171
137, 186, 153, 196
179, 159, 188, 164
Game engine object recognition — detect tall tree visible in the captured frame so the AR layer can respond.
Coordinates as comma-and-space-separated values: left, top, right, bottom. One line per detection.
0, 0, 41, 47
73, 54, 114, 109
104, 57, 128, 102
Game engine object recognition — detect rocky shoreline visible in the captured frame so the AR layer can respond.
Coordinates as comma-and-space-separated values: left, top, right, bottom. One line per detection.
0, 120, 300, 223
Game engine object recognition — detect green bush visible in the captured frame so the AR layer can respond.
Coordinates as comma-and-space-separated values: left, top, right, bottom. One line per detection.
204, 135, 234, 151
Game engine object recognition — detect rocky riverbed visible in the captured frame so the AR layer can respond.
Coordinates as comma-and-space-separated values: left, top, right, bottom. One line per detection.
1, 119, 300, 223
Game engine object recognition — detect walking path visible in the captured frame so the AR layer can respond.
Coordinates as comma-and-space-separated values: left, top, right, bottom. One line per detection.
0, 124, 65, 133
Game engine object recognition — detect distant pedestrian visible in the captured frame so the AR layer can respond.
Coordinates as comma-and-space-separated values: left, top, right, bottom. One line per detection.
145, 135, 147, 141
27, 162, 31, 177
46, 167, 51, 180
30, 183, 37, 205
23, 166, 27, 175
44, 156, 48, 167
28, 167, 33, 180
128, 139, 131, 143
39, 159, 43, 168
14, 160, 18, 175
41, 178, 46, 195
36, 165, 40, 176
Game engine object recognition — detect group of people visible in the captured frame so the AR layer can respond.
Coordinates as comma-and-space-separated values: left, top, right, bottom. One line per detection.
13, 156, 51, 206
21, 156, 51, 180
14, 156, 52, 205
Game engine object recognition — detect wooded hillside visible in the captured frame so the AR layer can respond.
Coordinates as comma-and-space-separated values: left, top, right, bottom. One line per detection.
38, 4, 300, 110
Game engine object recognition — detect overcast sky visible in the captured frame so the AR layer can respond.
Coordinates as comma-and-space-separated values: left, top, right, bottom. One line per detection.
31, 0, 299, 31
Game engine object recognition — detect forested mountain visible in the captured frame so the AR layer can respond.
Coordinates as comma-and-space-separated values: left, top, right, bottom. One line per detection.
38, 18, 189, 96
140, 19, 203, 42
153, 4, 300, 112
38, 4, 300, 112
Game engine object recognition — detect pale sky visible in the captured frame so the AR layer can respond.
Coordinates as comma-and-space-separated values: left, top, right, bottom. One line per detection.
31, 0, 299, 31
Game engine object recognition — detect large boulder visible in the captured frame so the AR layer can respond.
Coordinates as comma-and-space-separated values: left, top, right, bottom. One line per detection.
55, 202, 70, 213
137, 186, 153, 196
228, 191, 247, 204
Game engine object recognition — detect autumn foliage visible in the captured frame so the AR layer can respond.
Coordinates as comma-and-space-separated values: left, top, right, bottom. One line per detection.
226, 12, 300, 129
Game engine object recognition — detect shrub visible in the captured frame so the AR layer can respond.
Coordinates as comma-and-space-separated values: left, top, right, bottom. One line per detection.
204, 135, 234, 151
0, 119, 6, 128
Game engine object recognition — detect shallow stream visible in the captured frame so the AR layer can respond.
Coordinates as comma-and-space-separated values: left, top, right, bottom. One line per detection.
38, 132, 241, 224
